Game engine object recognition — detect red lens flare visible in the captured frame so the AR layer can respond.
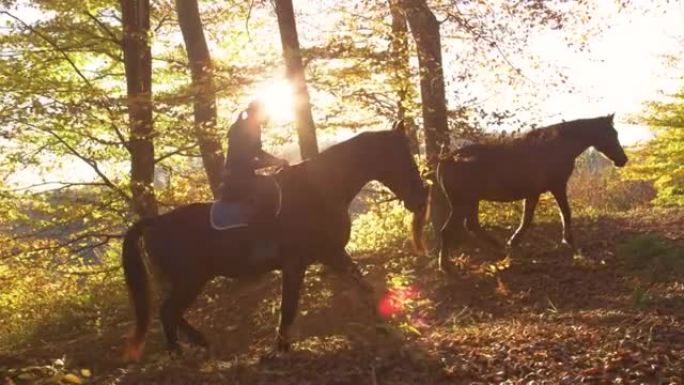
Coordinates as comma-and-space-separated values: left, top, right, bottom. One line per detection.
377, 285, 420, 319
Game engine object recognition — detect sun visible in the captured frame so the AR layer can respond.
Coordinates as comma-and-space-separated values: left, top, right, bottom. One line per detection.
254, 80, 296, 124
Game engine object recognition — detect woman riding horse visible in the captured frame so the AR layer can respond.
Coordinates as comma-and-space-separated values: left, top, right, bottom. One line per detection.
220, 100, 288, 204
122, 121, 428, 361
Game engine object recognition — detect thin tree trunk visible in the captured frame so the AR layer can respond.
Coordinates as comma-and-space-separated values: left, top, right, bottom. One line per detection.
388, 0, 419, 154
175, 0, 224, 198
121, 0, 158, 218
397, 0, 450, 230
274, 0, 318, 159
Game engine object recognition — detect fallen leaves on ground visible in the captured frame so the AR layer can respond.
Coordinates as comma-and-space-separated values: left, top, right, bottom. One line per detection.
2, 209, 683, 384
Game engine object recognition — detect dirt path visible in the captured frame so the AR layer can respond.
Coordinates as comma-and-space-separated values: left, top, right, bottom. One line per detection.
2, 209, 683, 384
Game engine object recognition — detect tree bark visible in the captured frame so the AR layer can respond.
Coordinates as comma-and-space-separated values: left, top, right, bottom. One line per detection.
121, 0, 158, 218
274, 0, 319, 159
175, 0, 224, 198
397, 0, 450, 230
388, 0, 419, 154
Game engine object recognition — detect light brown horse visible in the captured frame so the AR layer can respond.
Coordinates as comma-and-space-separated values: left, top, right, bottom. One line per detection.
436, 114, 628, 271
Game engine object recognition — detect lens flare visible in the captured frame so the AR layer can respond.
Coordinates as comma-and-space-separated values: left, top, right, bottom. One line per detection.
254, 80, 296, 123
377, 285, 420, 319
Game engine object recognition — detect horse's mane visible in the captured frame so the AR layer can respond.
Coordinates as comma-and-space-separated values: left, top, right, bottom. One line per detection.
521, 123, 564, 142
443, 116, 610, 159
301, 130, 396, 164
282, 130, 396, 175
324, 130, 395, 154
521, 116, 609, 144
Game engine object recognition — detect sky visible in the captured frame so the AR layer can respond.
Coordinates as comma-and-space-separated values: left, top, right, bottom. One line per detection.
436, 1, 682, 145
269, 1, 683, 150
3, 1, 684, 188
270, 1, 682, 158
528, 2, 683, 144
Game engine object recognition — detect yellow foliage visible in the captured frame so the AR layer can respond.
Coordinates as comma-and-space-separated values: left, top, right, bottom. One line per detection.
62, 373, 82, 384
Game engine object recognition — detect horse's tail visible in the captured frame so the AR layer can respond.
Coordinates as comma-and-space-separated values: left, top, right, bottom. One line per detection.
122, 219, 152, 362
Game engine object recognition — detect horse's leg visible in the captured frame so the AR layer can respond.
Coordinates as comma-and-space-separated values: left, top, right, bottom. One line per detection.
325, 250, 376, 311
159, 281, 204, 355
439, 204, 466, 272
507, 195, 540, 247
327, 250, 373, 293
464, 201, 501, 248
178, 318, 209, 348
276, 263, 306, 352
551, 187, 574, 247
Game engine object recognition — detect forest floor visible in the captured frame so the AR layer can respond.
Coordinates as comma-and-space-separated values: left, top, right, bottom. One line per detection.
2, 207, 683, 385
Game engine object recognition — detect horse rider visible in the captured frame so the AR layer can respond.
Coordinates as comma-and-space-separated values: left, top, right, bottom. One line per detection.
220, 100, 289, 204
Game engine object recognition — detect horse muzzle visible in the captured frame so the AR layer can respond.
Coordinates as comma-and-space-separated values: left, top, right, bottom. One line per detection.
613, 155, 628, 167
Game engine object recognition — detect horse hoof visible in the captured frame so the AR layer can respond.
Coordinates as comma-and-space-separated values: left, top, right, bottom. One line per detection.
167, 345, 183, 359
191, 337, 210, 349
202, 346, 215, 361
438, 261, 454, 274
438, 252, 451, 272
276, 337, 291, 353
260, 350, 281, 363
358, 281, 374, 295
561, 239, 575, 250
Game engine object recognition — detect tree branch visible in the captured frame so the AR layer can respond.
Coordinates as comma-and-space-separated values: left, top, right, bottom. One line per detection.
2, 11, 129, 148
84, 10, 121, 45
19, 121, 131, 202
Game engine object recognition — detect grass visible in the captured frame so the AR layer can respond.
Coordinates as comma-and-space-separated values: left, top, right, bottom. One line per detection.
619, 233, 684, 282
0, 266, 128, 353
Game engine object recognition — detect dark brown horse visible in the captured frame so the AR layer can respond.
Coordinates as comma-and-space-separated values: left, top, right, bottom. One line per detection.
436, 114, 627, 271
122, 122, 428, 360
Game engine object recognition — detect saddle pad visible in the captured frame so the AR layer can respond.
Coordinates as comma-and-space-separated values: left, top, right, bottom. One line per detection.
210, 177, 282, 231
210, 201, 249, 230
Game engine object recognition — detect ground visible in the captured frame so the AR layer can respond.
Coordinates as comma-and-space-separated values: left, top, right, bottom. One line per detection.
1, 208, 683, 384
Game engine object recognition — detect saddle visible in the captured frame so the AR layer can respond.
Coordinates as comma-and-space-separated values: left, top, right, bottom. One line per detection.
210, 175, 282, 231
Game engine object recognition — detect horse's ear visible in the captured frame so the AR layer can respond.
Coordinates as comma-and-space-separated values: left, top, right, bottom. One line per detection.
607, 113, 615, 122
392, 120, 406, 135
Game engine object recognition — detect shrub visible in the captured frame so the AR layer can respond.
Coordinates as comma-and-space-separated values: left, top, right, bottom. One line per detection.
618, 234, 684, 283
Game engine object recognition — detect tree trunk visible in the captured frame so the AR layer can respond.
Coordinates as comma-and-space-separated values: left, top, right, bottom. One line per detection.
121, 0, 158, 218
388, 0, 419, 155
274, 0, 318, 159
397, 0, 450, 231
175, 0, 224, 199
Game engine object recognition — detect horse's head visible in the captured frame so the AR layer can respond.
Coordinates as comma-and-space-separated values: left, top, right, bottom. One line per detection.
379, 121, 429, 211
590, 114, 628, 167
374, 121, 429, 252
